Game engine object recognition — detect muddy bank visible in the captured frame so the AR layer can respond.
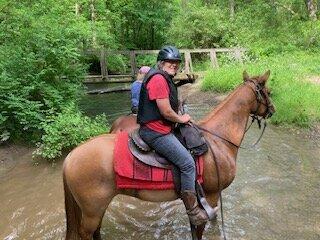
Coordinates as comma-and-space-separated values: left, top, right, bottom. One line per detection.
178, 81, 224, 108
0, 144, 35, 177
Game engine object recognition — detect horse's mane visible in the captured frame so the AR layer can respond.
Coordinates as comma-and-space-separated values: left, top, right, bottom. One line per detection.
198, 83, 244, 125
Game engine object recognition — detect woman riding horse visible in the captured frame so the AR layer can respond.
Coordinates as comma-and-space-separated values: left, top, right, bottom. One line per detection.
137, 45, 208, 226
63, 69, 275, 240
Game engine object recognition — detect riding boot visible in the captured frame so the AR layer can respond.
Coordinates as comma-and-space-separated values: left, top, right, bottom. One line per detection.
181, 190, 209, 226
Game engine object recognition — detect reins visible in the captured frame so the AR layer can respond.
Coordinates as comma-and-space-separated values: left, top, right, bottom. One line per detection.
187, 79, 273, 240
193, 117, 267, 150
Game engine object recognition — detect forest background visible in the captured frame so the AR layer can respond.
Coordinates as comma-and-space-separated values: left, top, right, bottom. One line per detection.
0, 0, 320, 160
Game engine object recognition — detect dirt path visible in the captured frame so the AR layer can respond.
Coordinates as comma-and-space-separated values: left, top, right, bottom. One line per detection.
308, 76, 320, 85
178, 81, 226, 107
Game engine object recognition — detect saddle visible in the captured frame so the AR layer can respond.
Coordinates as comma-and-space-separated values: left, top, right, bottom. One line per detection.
129, 124, 208, 169
128, 127, 216, 220
129, 129, 171, 169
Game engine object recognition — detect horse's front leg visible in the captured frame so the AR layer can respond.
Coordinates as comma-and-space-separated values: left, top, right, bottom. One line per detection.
189, 222, 206, 240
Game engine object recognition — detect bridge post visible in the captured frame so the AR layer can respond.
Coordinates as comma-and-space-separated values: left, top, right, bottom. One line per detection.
184, 50, 193, 74
234, 48, 243, 63
130, 51, 137, 80
209, 49, 219, 68
100, 49, 108, 80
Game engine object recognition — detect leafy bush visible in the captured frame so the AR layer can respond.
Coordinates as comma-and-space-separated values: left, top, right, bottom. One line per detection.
34, 104, 108, 161
168, 1, 235, 48
0, 0, 118, 143
0, 1, 91, 142
106, 54, 128, 74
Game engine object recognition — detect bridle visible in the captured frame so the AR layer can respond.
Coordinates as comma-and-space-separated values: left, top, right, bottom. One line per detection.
245, 79, 274, 120
194, 79, 274, 149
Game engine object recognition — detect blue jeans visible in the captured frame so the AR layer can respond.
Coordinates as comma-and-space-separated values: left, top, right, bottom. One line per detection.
139, 127, 196, 192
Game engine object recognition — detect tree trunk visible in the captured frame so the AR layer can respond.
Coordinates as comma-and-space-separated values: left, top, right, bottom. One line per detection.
306, 0, 318, 21
75, 3, 80, 15
90, 0, 97, 47
229, 0, 235, 18
181, 0, 188, 8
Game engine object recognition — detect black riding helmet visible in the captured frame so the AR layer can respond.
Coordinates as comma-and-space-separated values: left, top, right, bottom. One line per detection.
157, 46, 182, 62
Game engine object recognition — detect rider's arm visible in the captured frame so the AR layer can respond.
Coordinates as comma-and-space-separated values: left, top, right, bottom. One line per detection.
156, 98, 190, 123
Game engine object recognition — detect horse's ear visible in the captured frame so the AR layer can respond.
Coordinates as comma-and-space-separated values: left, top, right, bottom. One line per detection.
259, 70, 271, 85
243, 70, 250, 82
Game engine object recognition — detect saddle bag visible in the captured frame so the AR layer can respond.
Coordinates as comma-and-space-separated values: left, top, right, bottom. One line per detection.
175, 124, 208, 156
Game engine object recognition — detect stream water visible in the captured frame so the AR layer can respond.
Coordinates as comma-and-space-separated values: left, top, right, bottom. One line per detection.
0, 87, 319, 240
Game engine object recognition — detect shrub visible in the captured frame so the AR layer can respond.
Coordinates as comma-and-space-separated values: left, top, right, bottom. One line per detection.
34, 104, 108, 161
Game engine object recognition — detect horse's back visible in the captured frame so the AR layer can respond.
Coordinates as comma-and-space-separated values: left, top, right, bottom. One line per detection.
110, 114, 139, 133
63, 134, 116, 184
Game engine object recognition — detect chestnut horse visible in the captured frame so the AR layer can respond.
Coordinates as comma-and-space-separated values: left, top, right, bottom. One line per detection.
63, 71, 275, 240
109, 114, 138, 134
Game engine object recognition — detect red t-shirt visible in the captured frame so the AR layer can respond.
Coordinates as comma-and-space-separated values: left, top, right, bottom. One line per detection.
144, 74, 173, 134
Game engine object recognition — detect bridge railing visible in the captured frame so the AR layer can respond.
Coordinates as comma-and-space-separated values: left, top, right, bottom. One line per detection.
84, 48, 245, 83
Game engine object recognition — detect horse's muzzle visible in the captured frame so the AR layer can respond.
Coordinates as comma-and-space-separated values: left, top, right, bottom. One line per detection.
266, 104, 276, 118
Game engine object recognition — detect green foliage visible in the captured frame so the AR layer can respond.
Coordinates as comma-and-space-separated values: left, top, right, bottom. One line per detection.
202, 64, 243, 92
136, 54, 157, 69
169, 1, 235, 48
169, 0, 320, 55
0, 0, 118, 143
202, 51, 320, 127
34, 104, 108, 161
1, 0, 320, 156
0, 0, 92, 141
106, 55, 128, 73
105, 0, 177, 49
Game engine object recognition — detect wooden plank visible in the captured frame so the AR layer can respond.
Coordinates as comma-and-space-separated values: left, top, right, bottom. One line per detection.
130, 51, 137, 78
210, 49, 219, 68
87, 86, 131, 94
107, 74, 132, 78
100, 49, 107, 80
184, 51, 193, 74
234, 49, 243, 63
83, 48, 246, 82
84, 73, 198, 83
87, 48, 245, 55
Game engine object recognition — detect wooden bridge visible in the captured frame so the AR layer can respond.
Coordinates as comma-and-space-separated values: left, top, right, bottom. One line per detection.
84, 48, 245, 83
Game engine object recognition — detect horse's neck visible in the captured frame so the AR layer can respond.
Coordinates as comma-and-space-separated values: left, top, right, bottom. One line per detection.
200, 85, 255, 146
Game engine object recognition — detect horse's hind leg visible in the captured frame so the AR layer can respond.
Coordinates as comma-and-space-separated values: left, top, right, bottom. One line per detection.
79, 192, 115, 240
79, 213, 103, 240
93, 224, 102, 240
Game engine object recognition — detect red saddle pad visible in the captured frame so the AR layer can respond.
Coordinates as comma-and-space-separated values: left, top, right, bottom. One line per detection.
114, 131, 204, 190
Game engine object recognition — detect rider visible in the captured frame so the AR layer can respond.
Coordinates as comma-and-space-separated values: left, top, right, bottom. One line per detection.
137, 46, 208, 226
131, 66, 151, 114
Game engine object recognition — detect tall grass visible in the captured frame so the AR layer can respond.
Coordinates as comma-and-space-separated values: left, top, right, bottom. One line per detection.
201, 51, 320, 127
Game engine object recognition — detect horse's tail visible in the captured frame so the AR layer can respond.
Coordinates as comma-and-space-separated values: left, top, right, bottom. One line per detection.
63, 171, 82, 240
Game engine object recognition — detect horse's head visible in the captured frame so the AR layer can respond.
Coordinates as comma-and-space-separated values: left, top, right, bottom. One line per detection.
243, 70, 275, 119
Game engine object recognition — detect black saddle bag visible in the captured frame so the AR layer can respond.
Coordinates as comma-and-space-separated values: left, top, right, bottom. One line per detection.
174, 124, 208, 156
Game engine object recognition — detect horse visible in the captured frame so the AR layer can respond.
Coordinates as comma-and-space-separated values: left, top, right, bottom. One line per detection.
109, 113, 138, 134
63, 70, 275, 240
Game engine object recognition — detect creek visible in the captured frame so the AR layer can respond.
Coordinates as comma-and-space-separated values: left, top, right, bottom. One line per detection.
1, 85, 319, 240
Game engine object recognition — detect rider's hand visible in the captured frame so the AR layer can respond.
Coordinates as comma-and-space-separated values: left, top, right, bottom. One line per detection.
179, 114, 191, 123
